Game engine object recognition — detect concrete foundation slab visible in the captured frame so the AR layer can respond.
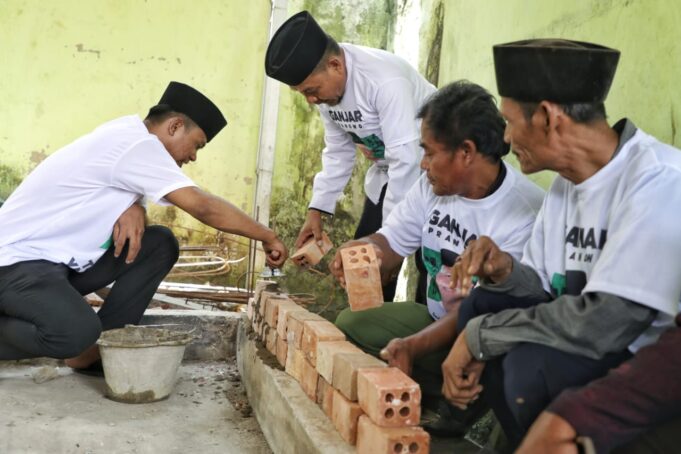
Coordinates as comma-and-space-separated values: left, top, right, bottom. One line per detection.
0, 360, 270, 454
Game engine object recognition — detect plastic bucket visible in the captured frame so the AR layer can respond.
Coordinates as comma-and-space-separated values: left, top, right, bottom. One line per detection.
97, 326, 194, 404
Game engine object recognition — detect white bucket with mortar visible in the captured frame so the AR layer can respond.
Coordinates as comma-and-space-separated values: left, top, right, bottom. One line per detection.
97, 325, 194, 403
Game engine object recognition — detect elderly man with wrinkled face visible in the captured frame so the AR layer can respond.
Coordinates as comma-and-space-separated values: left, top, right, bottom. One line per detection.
442, 39, 681, 450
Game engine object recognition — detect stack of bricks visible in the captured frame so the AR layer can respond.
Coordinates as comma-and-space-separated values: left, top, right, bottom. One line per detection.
247, 280, 430, 453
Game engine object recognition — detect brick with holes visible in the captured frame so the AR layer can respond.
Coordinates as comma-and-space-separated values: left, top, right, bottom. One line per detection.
301, 320, 345, 366
332, 352, 387, 401
290, 232, 333, 266
356, 415, 430, 453
357, 367, 421, 427
315, 340, 363, 383
340, 245, 384, 311
332, 388, 364, 445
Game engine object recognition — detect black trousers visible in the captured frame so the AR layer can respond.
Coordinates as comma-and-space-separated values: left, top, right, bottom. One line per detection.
457, 289, 632, 450
0, 225, 179, 360
354, 184, 426, 303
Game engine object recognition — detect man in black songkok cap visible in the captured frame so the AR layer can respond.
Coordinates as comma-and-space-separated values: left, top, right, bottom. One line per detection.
0, 81, 287, 373
437, 39, 681, 450
265, 11, 436, 304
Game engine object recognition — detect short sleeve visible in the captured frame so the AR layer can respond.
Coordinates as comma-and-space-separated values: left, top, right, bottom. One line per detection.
111, 139, 197, 205
378, 174, 430, 257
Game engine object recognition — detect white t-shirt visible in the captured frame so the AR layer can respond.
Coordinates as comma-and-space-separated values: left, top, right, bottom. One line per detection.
522, 127, 681, 351
310, 44, 436, 220
380, 162, 545, 319
0, 115, 196, 272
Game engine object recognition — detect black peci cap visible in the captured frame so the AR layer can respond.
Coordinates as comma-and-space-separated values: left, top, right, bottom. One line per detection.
493, 39, 620, 103
265, 11, 329, 86
154, 81, 227, 142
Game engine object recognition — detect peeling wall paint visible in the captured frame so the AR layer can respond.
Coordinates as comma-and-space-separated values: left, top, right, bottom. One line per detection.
0, 1, 272, 283
435, 0, 681, 188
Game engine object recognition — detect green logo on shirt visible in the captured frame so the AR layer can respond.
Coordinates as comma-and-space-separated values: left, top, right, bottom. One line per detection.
100, 236, 113, 250
349, 132, 385, 159
422, 247, 442, 302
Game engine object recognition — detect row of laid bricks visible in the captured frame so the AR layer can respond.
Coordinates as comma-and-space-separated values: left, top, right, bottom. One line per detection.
247, 280, 431, 453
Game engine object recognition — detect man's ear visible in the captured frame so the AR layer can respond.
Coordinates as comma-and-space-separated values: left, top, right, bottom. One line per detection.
327, 55, 343, 75
460, 139, 477, 165
538, 101, 564, 135
167, 116, 184, 136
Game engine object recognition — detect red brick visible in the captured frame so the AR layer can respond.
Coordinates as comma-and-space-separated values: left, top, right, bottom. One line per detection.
254, 279, 278, 302
254, 280, 279, 315
315, 341, 362, 383
265, 328, 278, 355
317, 375, 335, 419
285, 347, 305, 382
357, 367, 421, 427
300, 357, 319, 401
286, 311, 325, 349
315, 375, 328, 405
340, 245, 384, 311
332, 388, 364, 445
332, 352, 387, 401
356, 415, 430, 453
290, 232, 334, 266
301, 320, 345, 366
264, 296, 298, 328
246, 297, 255, 320
276, 301, 306, 338
259, 290, 285, 317
276, 334, 288, 367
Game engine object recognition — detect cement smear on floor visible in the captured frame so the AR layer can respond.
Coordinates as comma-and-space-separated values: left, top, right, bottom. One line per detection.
0, 360, 271, 454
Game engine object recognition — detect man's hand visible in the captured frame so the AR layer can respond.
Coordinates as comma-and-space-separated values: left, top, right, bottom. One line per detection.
516, 411, 579, 454
113, 203, 146, 264
329, 239, 383, 288
262, 236, 288, 268
294, 209, 325, 250
380, 338, 415, 376
450, 236, 513, 297
442, 329, 485, 409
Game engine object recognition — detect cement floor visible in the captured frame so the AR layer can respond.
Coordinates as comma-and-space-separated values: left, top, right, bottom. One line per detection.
0, 360, 271, 454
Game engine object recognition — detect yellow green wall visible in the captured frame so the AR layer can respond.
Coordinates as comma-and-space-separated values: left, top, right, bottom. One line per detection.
436, 0, 681, 188
0, 0, 271, 241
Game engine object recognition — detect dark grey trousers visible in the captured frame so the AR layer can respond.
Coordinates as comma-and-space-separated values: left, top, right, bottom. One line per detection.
0, 225, 179, 360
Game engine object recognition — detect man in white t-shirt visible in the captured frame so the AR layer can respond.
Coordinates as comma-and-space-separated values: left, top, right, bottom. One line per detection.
0, 82, 287, 373
265, 11, 436, 301
330, 81, 544, 435
443, 39, 681, 449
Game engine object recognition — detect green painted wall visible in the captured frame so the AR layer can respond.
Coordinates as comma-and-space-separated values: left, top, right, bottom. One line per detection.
436, 0, 681, 188
0, 1, 272, 282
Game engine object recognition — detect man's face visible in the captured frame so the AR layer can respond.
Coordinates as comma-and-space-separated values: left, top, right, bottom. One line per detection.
164, 120, 207, 168
500, 97, 552, 174
419, 122, 467, 196
292, 60, 346, 106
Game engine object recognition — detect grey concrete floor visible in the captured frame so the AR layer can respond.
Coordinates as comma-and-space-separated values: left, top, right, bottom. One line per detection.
0, 360, 271, 454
